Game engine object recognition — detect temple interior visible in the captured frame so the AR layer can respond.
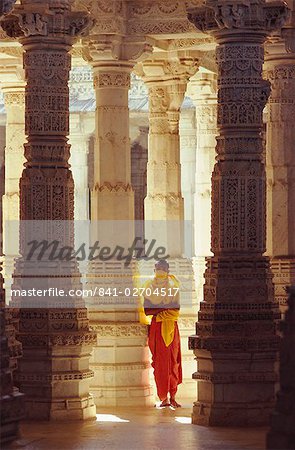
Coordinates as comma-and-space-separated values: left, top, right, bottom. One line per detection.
0, 1, 295, 449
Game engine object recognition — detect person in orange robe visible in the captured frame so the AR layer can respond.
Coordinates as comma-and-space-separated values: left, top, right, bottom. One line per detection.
143, 260, 182, 408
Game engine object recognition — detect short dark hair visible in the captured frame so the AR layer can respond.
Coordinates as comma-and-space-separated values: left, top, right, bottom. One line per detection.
155, 259, 169, 271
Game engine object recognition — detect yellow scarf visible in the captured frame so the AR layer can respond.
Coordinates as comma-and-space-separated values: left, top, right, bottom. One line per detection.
156, 309, 179, 347
138, 273, 180, 347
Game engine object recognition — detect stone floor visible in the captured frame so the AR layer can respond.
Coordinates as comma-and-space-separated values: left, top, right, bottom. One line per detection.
4, 405, 267, 450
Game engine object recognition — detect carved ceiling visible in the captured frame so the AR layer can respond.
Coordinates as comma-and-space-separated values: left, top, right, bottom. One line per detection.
1, 0, 293, 72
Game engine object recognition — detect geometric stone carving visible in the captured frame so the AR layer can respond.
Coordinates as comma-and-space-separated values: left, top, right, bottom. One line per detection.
187, 0, 289, 426
88, 1, 197, 37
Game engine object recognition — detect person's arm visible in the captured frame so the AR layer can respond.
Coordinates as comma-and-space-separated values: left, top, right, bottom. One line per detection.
144, 307, 180, 316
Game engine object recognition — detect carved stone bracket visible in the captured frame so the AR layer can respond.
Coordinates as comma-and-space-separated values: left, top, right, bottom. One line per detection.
82, 34, 153, 68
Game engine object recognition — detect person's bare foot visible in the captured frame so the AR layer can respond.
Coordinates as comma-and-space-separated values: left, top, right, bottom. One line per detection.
170, 398, 181, 408
159, 399, 170, 407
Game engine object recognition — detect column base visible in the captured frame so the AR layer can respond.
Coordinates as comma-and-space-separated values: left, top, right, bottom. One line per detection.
14, 308, 97, 421
89, 309, 154, 408
189, 256, 280, 426
190, 348, 278, 426
192, 400, 275, 427
91, 386, 154, 408
23, 394, 96, 421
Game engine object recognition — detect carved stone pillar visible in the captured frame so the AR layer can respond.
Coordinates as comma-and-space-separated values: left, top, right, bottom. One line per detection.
138, 55, 198, 256
187, 0, 289, 426
92, 65, 134, 222
265, 32, 295, 314
0, 0, 24, 444
0, 63, 25, 303
1, 0, 96, 420
188, 73, 217, 306
83, 37, 151, 226
82, 33, 154, 407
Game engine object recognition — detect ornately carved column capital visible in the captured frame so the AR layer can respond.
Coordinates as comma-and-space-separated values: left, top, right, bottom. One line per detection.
136, 53, 199, 115
187, 0, 290, 40
136, 54, 198, 135
0, 0, 93, 46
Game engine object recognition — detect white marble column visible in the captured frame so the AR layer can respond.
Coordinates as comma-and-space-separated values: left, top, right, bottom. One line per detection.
265, 34, 295, 314
0, 0, 24, 443
0, 64, 25, 301
69, 113, 93, 221
188, 72, 217, 305
82, 34, 154, 406
179, 107, 196, 256
138, 55, 198, 256
91, 66, 134, 224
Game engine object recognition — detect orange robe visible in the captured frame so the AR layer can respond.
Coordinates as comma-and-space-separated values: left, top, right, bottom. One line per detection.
148, 314, 182, 401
